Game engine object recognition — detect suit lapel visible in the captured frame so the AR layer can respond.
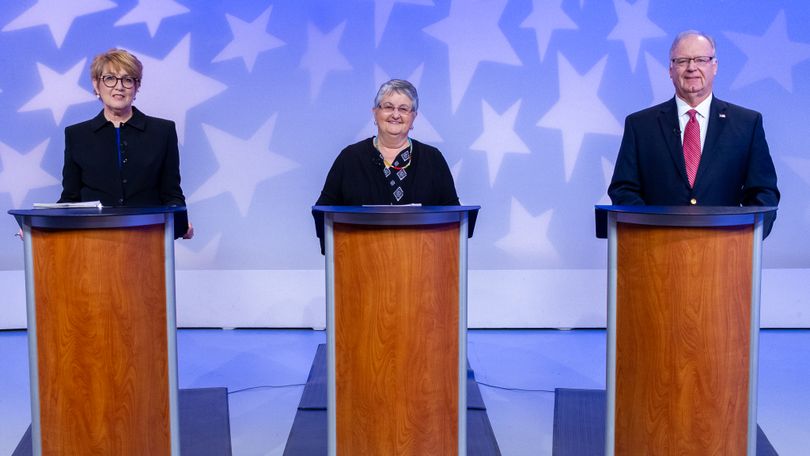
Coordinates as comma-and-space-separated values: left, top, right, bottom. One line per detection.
657, 98, 689, 185
693, 97, 728, 188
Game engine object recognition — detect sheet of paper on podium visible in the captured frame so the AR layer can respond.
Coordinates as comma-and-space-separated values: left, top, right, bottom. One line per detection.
33, 201, 103, 209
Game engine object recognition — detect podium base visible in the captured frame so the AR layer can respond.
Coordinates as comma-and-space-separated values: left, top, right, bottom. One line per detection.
283, 344, 501, 455
551, 388, 778, 455
13, 387, 232, 456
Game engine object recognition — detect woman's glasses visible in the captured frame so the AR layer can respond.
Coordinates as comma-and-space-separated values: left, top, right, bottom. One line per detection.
99, 74, 139, 89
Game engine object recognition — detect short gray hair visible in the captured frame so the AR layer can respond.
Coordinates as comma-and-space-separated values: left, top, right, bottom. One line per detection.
669, 30, 717, 59
373, 79, 419, 113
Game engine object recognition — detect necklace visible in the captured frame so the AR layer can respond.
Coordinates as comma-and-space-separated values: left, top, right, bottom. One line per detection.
373, 136, 413, 170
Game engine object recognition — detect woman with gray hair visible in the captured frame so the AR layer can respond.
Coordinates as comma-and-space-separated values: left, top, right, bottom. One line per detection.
316, 79, 459, 206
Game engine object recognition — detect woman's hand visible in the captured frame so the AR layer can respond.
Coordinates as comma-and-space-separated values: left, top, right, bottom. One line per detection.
183, 222, 194, 239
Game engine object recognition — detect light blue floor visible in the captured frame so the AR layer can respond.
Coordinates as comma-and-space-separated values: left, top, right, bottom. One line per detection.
1, 329, 808, 455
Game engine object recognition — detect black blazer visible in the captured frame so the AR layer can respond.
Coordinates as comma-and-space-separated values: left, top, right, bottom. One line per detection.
608, 96, 779, 236
59, 107, 189, 236
316, 137, 459, 206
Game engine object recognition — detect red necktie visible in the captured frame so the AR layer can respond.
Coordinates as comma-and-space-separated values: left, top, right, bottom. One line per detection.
683, 109, 701, 187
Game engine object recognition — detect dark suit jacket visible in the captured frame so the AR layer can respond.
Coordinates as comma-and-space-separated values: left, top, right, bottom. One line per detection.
608, 96, 779, 237
59, 107, 189, 237
315, 137, 459, 206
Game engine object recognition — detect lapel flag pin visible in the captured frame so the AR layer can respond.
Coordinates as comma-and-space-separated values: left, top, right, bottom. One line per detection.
719, 113, 726, 118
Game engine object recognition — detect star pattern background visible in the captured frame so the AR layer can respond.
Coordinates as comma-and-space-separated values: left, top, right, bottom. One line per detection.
1, 0, 809, 271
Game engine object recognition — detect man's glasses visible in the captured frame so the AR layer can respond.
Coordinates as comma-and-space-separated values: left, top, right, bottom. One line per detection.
377, 103, 413, 115
670, 56, 715, 68
99, 74, 139, 89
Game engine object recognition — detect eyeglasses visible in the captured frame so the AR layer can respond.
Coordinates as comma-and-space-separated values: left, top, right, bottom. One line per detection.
99, 74, 139, 89
670, 56, 715, 68
377, 103, 413, 115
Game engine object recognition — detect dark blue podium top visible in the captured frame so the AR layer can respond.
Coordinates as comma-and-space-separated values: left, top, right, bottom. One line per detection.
594, 205, 778, 239
9, 206, 187, 237
313, 205, 480, 238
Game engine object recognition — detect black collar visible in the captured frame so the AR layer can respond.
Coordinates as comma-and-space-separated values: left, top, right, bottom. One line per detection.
90, 106, 147, 132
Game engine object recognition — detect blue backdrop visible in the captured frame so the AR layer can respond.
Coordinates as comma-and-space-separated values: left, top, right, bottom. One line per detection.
1, 0, 808, 271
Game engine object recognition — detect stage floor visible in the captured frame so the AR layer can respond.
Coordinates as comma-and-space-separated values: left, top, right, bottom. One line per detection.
1, 328, 807, 455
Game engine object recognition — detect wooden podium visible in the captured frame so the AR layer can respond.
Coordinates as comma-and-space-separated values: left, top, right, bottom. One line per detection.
595, 205, 777, 456
9, 207, 184, 456
313, 205, 479, 456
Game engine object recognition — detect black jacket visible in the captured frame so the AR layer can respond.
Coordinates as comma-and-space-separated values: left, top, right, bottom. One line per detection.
59, 107, 189, 236
316, 137, 459, 206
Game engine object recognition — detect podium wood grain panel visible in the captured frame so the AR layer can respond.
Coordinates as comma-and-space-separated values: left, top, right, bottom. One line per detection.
334, 222, 459, 456
31, 224, 170, 455
615, 223, 752, 455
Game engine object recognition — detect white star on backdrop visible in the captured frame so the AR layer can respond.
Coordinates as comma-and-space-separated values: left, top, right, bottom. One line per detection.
19, 59, 95, 125
783, 156, 810, 187
403, 64, 443, 144
644, 51, 673, 104
450, 159, 462, 188
782, 156, 810, 221
212, 5, 285, 72
190, 115, 298, 216
470, 100, 530, 187
520, 0, 577, 61
607, 0, 665, 72
725, 10, 810, 92
300, 21, 352, 100
495, 197, 557, 259
114, 0, 189, 37
537, 53, 622, 181
374, 0, 434, 47
176, 233, 222, 269
133, 35, 228, 144
0, 140, 59, 207
356, 64, 443, 143
2, 0, 116, 48
423, 0, 521, 112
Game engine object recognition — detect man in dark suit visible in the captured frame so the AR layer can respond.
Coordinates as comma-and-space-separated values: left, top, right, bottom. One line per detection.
608, 30, 779, 237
